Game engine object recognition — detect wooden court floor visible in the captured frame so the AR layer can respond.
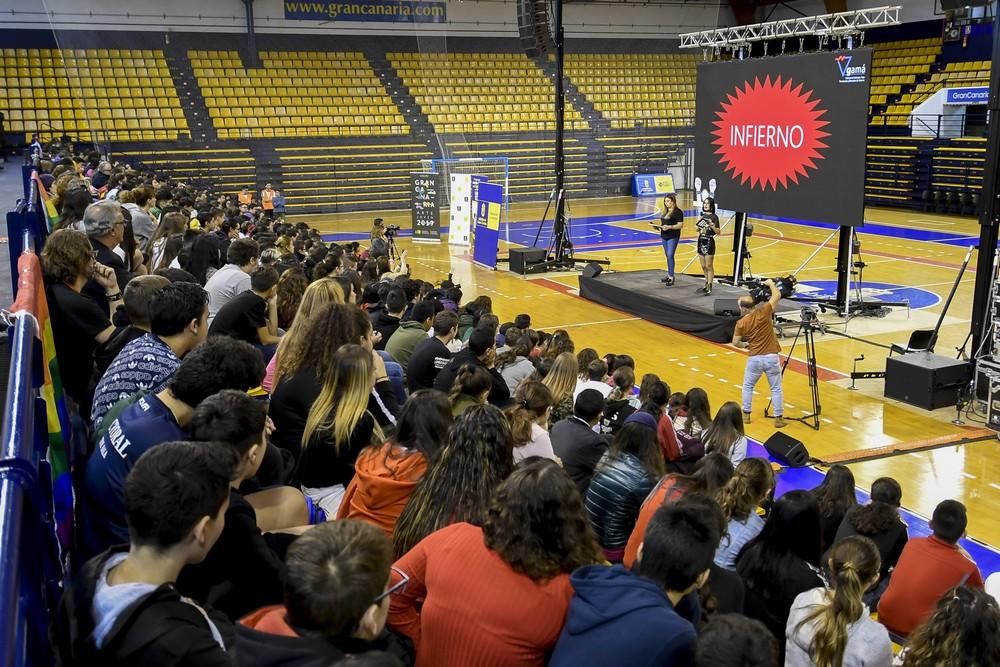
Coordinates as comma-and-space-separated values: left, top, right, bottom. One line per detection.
297, 196, 1000, 553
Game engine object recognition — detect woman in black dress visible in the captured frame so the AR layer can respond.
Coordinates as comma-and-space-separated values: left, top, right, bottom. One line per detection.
695, 197, 721, 295
651, 194, 684, 286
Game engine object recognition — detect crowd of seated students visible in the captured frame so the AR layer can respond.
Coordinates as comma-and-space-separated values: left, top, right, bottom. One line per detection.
29, 139, 1000, 666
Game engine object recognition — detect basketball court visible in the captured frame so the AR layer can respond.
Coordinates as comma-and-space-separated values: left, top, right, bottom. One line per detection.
297, 195, 1000, 561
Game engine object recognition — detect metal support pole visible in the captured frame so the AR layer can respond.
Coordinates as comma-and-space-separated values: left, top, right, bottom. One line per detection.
243, 0, 259, 68
971, 8, 1000, 358
731, 211, 747, 283
552, 0, 566, 263
836, 226, 853, 314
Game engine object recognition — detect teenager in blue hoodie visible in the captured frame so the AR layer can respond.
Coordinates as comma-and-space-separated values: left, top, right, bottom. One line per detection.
550, 494, 725, 667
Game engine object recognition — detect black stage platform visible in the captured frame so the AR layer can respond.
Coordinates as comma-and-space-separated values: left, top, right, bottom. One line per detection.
579, 270, 797, 343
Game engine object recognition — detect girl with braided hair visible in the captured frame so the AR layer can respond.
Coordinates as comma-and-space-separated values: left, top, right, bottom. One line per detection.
505, 380, 558, 463
785, 535, 892, 667
448, 363, 493, 417
713, 457, 774, 569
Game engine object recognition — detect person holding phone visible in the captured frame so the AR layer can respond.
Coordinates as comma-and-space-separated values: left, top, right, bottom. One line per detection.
696, 197, 721, 295
650, 194, 684, 286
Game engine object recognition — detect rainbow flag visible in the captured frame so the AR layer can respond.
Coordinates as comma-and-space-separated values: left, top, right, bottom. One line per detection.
12, 250, 73, 553
31, 171, 59, 232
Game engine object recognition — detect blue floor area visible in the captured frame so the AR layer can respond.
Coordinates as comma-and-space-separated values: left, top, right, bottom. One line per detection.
748, 439, 1000, 578
322, 207, 978, 252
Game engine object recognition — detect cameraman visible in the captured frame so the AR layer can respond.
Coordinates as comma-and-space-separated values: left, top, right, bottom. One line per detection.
369, 218, 388, 259
732, 278, 785, 428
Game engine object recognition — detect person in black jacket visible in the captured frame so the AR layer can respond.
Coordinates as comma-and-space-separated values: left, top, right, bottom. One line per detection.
237, 520, 412, 666
551, 389, 609, 496
370, 288, 407, 351
433, 327, 510, 407
833, 476, 908, 606
56, 441, 235, 666
585, 414, 665, 562
407, 310, 458, 392
178, 391, 304, 621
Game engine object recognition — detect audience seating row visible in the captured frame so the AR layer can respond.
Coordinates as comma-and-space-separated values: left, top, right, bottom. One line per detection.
0, 47, 188, 140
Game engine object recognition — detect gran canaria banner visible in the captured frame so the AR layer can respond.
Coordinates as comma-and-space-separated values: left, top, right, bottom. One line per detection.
284, 0, 447, 22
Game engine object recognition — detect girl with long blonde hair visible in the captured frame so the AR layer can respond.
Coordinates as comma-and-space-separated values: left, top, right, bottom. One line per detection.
543, 351, 578, 426
264, 278, 344, 391
786, 535, 891, 667
299, 344, 384, 517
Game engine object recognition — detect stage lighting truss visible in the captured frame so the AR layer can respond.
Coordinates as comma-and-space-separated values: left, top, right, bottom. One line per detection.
679, 6, 901, 50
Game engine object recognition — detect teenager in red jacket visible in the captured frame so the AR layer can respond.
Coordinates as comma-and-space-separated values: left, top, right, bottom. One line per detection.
877, 499, 983, 636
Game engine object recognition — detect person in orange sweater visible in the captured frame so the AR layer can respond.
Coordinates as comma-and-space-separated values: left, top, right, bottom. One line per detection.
388, 458, 602, 667
238, 188, 253, 207
238, 520, 411, 665
624, 453, 735, 568
261, 184, 275, 220
877, 499, 984, 636
338, 390, 452, 537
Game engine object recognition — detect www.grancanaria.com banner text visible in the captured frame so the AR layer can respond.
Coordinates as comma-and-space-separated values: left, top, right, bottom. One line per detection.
284, 0, 447, 23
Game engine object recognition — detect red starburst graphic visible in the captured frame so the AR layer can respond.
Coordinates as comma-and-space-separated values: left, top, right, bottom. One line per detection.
711, 75, 830, 191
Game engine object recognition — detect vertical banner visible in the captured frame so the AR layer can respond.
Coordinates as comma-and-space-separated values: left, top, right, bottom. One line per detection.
410, 172, 441, 243
472, 182, 504, 269
448, 174, 488, 247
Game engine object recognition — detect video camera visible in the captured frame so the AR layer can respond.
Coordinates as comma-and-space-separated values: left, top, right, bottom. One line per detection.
744, 275, 797, 304
385, 224, 401, 237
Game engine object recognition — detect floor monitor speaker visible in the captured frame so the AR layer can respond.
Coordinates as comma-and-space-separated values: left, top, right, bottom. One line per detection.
714, 298, 741, 317
762, 432, 810, 467
509, 247, 548, 275
582, 263, 603, 279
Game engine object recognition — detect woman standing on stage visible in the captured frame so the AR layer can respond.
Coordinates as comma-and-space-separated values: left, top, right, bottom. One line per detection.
652, 194, 684, 286
696, 197, 721, 295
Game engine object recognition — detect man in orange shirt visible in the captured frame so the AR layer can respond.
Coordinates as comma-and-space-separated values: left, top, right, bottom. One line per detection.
238, 187, 253, 207
732, 278, 785, 428
877, 499, 984, 636
261, 183, 275, 220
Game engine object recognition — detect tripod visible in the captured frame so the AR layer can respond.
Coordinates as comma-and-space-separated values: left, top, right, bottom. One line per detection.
764, 315, 822, 430
385, 231, 401, 264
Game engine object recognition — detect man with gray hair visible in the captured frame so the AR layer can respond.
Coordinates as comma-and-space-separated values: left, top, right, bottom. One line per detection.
82, 200, 134, 314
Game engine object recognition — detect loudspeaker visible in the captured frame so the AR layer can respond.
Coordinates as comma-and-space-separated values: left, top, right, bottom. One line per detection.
884, 351, 970, 411
763, 432, 810, 468
509, 247, 547, 275
517, 0, 553, 57
714, 298, 741, 317
582, 262, 603, 279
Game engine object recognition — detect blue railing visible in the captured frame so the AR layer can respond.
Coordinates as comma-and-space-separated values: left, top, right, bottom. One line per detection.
0, 173, 62, 667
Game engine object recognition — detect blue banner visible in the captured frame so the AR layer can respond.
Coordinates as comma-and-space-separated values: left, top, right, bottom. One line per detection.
472, 182, 504, 270
283, 0, 447, 23
945, 87, 989, 105
632, 173, 676, 197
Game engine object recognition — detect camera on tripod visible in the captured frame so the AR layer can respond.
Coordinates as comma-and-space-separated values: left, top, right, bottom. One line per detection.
384, 224, 401, 237
743, 275, 797, 304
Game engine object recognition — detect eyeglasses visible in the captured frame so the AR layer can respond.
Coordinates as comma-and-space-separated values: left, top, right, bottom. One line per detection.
373, 567, 409, 604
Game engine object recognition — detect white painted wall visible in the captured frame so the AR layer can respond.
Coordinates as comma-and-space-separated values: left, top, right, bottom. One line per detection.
0, 0, 733, 39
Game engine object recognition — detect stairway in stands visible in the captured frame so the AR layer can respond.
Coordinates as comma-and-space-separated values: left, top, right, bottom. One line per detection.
163, 47, 216, 142
366, 51, 436, 146
534, 57, 611, 133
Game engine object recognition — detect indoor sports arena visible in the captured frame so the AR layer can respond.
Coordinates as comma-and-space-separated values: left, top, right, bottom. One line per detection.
1, 1, 999, 665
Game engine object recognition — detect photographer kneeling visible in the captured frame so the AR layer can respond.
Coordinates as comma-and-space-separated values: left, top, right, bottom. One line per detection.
732, 278, 785, 428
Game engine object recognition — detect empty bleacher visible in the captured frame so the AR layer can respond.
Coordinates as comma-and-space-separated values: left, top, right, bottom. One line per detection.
868, 39, 941, 108
0, 47, 188, 142
864, 136, 932, 208
444, 137, 593, 201
564, 53, 698, 129
929, 136, 985, 212
189, 50, 407, 139
116, 147, 257, 194
389, 52, 587, 134
276, 140, 433, 212
600, 131, 694, 193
